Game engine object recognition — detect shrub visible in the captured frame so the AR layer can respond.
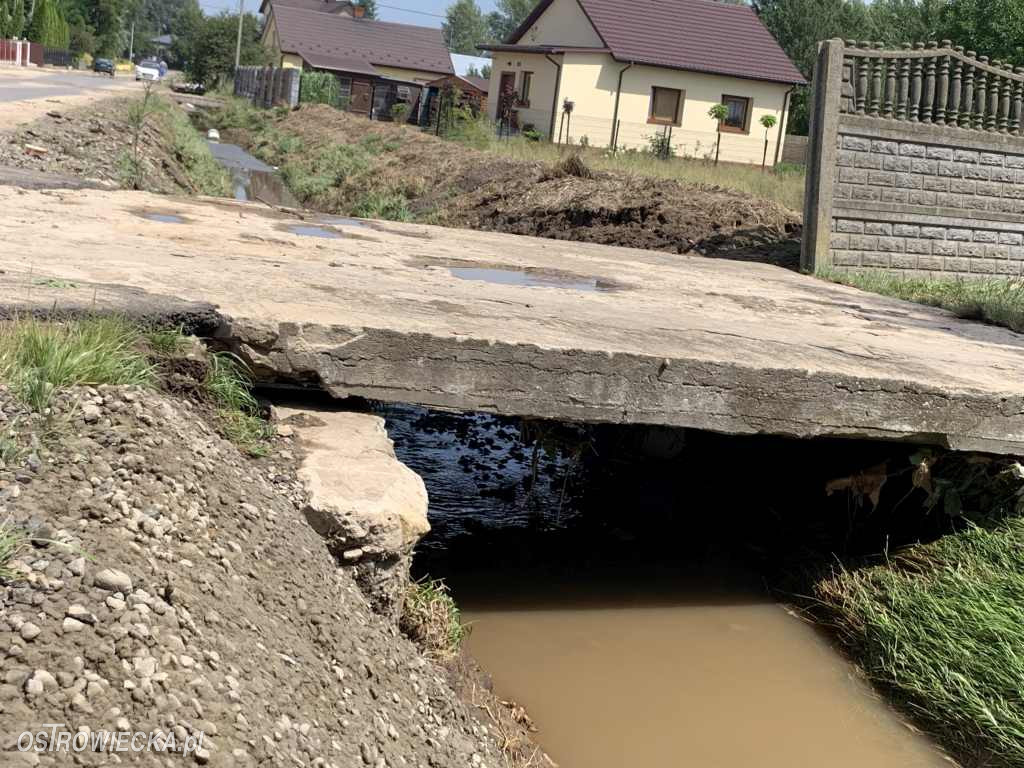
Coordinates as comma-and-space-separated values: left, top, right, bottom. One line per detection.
400, 578, 469, 661
300, 71, 342, 107
390, 102, 411, 124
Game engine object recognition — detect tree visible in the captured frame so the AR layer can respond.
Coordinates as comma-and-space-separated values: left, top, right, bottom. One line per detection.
186, 12, 268, 87
353, 0, 377, 19
759, 113, 777, 168
708, 103, 728, 165
170, 0, 202, 69
0, 0, 27, 37
486, 0, 533, 42
941, 0, 1024, 65
443, 0, 488, 55
26, 0, 69, 47
465, 61, 492, 79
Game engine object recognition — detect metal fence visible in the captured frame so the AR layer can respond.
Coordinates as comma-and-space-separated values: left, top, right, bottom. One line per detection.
42, 47, 73, 68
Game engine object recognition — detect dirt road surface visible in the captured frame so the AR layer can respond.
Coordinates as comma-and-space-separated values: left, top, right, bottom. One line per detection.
1, 187, 1023, 453
0, 66, 141, 132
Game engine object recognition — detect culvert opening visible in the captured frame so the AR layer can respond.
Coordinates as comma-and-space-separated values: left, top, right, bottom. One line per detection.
377, 403, 981, 768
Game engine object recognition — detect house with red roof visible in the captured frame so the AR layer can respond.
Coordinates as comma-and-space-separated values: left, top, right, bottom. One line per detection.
260, 0, 454, 118
479, 0, 805, 164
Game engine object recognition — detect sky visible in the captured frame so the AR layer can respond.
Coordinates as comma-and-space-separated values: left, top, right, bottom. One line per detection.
198, 0, 500, 28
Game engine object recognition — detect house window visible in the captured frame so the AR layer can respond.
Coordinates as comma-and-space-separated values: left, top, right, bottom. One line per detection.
721, 95, 752, 133
337, 76, 352, 104
519, 72, 533, 107
648, 86, 683, 125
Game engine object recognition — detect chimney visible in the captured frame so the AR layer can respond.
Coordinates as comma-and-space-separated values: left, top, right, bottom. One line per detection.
352, 3, 365, 17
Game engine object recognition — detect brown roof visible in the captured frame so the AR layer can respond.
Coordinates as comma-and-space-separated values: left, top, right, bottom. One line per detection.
259, 0, 351, 14
427, 74, 490, 93
507, 0, 805, 85
270, 3, 454, 76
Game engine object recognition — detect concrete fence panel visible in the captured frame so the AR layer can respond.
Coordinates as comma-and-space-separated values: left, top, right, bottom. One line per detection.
802, 39, 1024, 278
233, 66, 299, 109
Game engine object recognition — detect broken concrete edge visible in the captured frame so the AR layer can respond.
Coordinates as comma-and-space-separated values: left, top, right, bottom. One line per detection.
273, 406, 430, 619
222, 318, 1024, 457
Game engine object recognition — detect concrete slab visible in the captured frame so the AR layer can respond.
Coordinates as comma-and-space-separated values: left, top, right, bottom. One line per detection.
2, 187, 1024, 453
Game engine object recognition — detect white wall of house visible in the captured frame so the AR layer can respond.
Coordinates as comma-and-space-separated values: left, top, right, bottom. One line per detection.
486, 52, 563, 137
519, 0, 603, 47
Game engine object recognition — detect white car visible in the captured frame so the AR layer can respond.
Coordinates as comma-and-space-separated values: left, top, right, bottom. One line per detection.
135, 59, 161, 81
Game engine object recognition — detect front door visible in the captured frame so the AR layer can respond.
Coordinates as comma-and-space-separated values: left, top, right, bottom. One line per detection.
350, 80, 372, 114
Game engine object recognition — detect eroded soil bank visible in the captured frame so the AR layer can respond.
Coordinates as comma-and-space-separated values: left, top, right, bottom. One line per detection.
201, 103, 803, 268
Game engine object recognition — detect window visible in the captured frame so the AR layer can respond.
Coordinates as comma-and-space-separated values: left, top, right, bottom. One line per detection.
519, 72, 533, 107
648, 86, 683, 125
721, 94, 752, 133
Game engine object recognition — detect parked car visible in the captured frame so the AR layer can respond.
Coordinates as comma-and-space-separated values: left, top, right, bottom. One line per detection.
93, 58, 115, 77
135, 59, 161, 82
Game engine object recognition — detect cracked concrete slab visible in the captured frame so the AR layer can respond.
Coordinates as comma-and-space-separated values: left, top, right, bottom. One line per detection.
2, 187, 1024, 453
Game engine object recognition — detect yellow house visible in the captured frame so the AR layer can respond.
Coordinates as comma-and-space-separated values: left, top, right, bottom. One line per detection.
480, 0, 806, 164
260, 0, 454, 116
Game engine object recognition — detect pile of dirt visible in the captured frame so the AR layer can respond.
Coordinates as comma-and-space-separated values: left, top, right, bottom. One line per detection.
0, 95, 205, 195
0, 383, 505, 766
233, 105, 802, 268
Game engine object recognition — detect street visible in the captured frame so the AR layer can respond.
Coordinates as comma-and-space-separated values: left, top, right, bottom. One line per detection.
0, 66, 141, 131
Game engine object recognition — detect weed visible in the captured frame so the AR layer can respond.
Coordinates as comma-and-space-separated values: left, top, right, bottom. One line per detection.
204, 352, 273, 455
0, 425, 19, 465
400, 578, 470, 661
821, 270, 1024, 334
34, 278, 77, 289
351, 189, 413, 222
0, 518, 26, 583
815, 515, 1024, 765
143, 326, 187, 357
0, 316, 154, 411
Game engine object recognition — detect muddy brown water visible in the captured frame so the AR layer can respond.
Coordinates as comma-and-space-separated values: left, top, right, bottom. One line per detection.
380, 405, 953, 768
459, 569, 949, 768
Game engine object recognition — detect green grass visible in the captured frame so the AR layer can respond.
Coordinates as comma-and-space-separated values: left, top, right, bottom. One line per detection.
351, 189, 413, 221
815, 517, 1024, 766
0, 518, 26, 583
143, 326, 187, 356
400, 578, 470, 661
822, 270, 1024, 333
204, 352, 273, 456
0, 316, 154, 411
163, 100, 232, 197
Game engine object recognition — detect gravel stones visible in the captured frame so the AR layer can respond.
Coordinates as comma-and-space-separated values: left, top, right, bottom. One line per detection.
93, 568, 132, 593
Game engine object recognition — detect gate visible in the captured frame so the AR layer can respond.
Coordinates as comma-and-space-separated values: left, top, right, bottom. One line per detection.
0, 39, 33, 66
803, 39, 1024, 279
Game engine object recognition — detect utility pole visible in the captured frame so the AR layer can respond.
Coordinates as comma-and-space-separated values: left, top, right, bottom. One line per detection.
234, 0, 244, 70
129, 22, 134, 62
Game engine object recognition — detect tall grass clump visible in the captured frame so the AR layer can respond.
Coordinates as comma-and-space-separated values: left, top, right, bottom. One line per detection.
0, 316, 154, 410
822, 270, 1024, 334
0, 518, 26, 583
400, 578, 470, 661
815, 517, 1024, 765
164, 103, 231, 196
204, 352, 273, 455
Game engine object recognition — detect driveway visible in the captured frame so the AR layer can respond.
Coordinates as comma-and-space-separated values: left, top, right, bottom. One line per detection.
0, 67, 141, 132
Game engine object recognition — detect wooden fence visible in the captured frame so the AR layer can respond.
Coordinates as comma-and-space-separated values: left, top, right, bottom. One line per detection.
233, 66, 301, 109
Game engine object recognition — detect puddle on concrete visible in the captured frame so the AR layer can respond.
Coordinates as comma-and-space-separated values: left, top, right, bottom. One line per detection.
288, 225, 342, 239
142, 213, 185, 224
319, 216, 366, 228
449, 266, 615, 292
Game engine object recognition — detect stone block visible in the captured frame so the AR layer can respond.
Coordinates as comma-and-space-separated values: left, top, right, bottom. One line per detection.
883, 155, 913, 172
839, 167, 868, 184
905, 239, 932, 254
832, 250, 861, 267
830, 234, 850, 249
922, 176, 949, 192
893, 223, 920, 237
876, 236, 904, 252
932, 241, 958, 256
926, 145, 954, 160
871, 140, 899, 155
899, 142, 927, 157
1003, 184, 1024, 199
851, 186, 880, 201
856, 153, 884, 170
979, 152, 1005, 166
893, 172, 922, 189
834, 183, 854, 200
836, 149, 856, 167
944, 256, 972, 272
991, 167, 1015, 183
910, 158, 938, 174
946, 228, 972, 241
891, 253, 919, 269
908, 190, 937, 205
935, 193, 964, 208
842, 135, 871, 151
953, 149, 979, 163
849, 234, 878, 250
862, 252, 891, 267
868, 170, 894, 186
864, 222, 892, 235
986, 244, 1010, 259
937, 161, 962, 177
964, 164, 991, 180
999, 232, 1023, 245
881, 188, 909, 203
919, 226, 945, 239
958, 242, 985, 257
835, 219, 864, 234
1006, 155, 1024, 169
976, 181, 1002, 197
917, 255, 943, 270
949, 179, 976, 194
973, 230, 998, 243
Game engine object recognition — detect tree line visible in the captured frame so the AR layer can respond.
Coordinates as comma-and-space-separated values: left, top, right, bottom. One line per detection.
442, 0, 532, 58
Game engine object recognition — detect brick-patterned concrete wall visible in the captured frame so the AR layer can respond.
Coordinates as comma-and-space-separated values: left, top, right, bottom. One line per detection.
826, 115, 1024, 277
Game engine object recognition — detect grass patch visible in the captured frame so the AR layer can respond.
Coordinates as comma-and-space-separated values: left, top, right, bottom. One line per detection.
0, 519, 26, 583
822, 270, 1024, 333
0, 316, 154, 411
163, 101, 231, 197
400, 577, 470, 661
204, 352, 273, 456
351, 189, 413, 221
815, 516, 1024, 765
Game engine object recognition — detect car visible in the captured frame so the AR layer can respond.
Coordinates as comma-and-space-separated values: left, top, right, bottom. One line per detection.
93, 58, 115, 77
135, 59, 161, 82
